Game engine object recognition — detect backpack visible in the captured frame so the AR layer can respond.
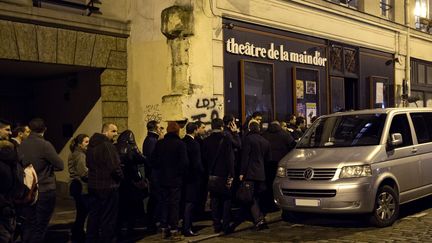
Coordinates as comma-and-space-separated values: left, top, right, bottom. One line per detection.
16, 164, 38, 205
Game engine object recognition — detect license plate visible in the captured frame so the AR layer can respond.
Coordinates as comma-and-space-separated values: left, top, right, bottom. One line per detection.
295, 199, 320, 207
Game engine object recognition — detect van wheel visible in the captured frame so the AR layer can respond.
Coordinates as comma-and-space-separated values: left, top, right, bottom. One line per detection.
369, 185, 399, 227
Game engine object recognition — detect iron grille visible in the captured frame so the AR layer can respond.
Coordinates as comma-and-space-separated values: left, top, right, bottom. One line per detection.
287, 168, 337, 180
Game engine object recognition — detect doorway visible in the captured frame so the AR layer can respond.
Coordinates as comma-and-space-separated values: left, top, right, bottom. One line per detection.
330, 76, 358, 112
0, 59, 102, 151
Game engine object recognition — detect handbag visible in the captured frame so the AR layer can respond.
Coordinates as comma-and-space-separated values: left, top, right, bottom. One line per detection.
208, 175, 231, 196
236, 180, 254, 204
207, 136, 231, 196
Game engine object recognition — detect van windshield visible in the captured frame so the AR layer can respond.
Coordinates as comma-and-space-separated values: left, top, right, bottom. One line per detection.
297, 113, 387, 148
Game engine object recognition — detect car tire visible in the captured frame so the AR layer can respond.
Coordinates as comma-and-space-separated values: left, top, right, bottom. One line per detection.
369, 185, 399, 227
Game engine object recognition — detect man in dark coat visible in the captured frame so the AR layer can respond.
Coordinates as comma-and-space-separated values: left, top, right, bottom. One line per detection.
0, 122, 28, 243
142, 120, 163, 231
194, 121, 208, 216
261, 121, 296, 212
202, 118, 235, 234
182, 123, 204, 236
19, 118, 64, 243
151, 121, 188, 241
240, 121, 271, 230
85, 123, 123, 243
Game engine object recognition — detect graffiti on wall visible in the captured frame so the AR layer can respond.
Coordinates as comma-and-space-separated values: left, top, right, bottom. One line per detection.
187, 96, 223, 125
143, 104, 162, 122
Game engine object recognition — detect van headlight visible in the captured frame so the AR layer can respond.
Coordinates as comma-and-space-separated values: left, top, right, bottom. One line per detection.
276, 167, 287, 178
340, 165, 372, 178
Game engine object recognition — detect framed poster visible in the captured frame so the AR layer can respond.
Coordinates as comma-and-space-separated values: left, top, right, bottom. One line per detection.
306, 81, 317, 95
240, 60, 275, 123
369, 76, 389, 108
292, 66, 320, 126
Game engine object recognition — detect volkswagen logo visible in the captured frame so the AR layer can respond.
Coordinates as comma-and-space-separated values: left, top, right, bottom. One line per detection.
304, 168, 314, 180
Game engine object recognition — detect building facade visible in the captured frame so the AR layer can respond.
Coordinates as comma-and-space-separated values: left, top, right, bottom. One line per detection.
1, 0, 432, 192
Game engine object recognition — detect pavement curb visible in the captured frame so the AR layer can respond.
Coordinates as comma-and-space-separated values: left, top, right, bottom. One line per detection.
187, 212, 282, 243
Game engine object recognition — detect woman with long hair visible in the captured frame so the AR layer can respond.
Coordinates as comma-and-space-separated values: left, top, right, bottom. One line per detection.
68, 133, 89, 242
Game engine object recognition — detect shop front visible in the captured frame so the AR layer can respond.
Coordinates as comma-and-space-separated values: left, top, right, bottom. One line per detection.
223, 19, 395, 126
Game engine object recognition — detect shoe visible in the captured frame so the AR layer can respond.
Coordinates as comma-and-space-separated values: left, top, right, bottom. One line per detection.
183, 229, 199, 237
254, 220, 268, 231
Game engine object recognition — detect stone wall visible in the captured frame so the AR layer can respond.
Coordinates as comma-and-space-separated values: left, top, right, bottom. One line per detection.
0, 19, 128, 131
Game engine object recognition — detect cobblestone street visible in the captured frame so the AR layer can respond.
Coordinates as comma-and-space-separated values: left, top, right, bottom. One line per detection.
201, 196, 432, 243
46, 195, 432, 242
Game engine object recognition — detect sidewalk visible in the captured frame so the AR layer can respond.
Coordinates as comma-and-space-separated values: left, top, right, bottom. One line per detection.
48, 197, 282, 243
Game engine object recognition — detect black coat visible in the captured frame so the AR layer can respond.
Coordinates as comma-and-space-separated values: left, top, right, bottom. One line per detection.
142, 132, 159, 179
151, 132, 188, 187
262, 124, 296, 162
240, 131, 271, 181
116, 130, 147, 183
182, 135, 204, 202
202, 131, 235, 178
86, 133, 123, 191
0, 141, 27, 209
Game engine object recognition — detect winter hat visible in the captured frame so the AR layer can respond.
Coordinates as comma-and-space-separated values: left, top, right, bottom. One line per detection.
166, 121, 180, 134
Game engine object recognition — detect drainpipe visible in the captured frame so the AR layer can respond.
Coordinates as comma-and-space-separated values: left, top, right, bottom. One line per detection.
405, 0, 411, 107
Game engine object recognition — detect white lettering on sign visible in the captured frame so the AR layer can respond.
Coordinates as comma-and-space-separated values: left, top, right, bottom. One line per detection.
226, 38, 327, 67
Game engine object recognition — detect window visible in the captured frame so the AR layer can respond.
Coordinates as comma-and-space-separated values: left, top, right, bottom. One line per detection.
240, 60, 275, 123
389, 114, 413, 148
326, 0, 358, 9
297, 114, 386, 148
414, 0, 431, 32
410, 59, 432, 107
32, 0, 102, 16
410, 113, 432, 143
380, 0, 393, 18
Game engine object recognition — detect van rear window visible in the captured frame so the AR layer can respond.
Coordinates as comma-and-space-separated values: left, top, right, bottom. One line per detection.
297, 114, 387, 148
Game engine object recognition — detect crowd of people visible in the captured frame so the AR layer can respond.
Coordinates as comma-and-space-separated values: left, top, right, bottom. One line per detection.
0, 112, 311, 242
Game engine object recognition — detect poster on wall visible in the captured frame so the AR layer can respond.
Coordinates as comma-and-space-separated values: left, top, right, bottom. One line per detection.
369, 76, 389, 108
296, 80, 304, 99
297, 103, 306, 118
306, 81, 316, 95
375, 82, 384, 104
306, 103, 317, 125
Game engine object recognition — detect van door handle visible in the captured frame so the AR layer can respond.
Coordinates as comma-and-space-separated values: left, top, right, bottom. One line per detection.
412, 148, 418, 154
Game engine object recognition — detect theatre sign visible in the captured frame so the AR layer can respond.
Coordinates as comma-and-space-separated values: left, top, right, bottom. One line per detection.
225, 38, 327, 67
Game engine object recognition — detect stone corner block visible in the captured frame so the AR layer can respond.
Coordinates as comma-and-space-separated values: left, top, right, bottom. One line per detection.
107, 51, 127, 69
101, 86, 127, 102
100, 69, 127, 86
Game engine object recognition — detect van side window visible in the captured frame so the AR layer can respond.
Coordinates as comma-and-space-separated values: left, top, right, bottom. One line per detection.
410, 113, 431, 144
389, 114, 413, 148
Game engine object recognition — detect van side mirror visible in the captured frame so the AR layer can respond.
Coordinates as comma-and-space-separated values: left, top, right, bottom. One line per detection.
390, 133, 403, 146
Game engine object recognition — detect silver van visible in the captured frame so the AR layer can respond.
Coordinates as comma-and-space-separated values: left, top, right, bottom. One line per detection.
273, 108, 432, 227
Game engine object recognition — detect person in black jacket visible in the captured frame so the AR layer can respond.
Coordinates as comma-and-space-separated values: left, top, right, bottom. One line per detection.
151, 121, 188, 241
202, 118, 235, 234
182, 123, 204, 237
0, 139, 28, 243
142, 120, 163, 231
261, 121, 296, 212
85, 123, 123, 243
194, 121, 208, 216
240, 121, 271, 231
116, 130, 148, 237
